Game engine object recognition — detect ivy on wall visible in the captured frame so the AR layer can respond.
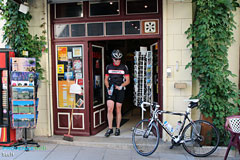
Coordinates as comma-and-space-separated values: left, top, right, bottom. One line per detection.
0, 0, 46, 79
185, 0, 240, 145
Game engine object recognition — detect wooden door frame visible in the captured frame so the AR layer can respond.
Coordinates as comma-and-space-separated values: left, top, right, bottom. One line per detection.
52, 41, 91, 136
89, 42, 108, 135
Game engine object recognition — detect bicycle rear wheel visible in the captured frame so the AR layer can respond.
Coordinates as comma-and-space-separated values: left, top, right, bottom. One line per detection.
182, 120, 219, 157
132, 119, 160, 156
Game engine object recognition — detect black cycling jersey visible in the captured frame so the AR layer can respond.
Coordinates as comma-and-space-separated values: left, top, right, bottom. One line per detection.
105, 63, 129, 86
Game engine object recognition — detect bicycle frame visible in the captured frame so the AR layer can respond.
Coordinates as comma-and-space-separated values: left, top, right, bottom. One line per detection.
134, 100, 219, 157
147, 103, 198, 143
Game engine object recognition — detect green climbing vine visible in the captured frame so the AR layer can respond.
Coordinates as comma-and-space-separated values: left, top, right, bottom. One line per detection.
0, 0, 47, 79
185, 0, 240, 145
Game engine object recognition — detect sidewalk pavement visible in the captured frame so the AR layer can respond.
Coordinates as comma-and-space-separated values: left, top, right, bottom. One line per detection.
0, 142, 239, 160
0, 137, 239, 160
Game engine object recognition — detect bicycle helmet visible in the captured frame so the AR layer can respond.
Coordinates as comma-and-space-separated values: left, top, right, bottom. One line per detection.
111, 49, 123, 59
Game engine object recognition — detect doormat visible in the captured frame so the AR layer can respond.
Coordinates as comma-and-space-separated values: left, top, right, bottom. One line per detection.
112, 119, 129, 127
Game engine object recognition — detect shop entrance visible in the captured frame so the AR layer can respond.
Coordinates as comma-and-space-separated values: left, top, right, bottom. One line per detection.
89, 39, 161, 135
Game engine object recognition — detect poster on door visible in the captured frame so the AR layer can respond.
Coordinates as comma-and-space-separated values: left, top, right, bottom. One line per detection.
58, 47, 68, 61
58, 81, 75, 108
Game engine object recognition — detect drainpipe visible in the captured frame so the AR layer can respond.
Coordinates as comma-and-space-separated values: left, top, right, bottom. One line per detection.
45, 0, 53, 137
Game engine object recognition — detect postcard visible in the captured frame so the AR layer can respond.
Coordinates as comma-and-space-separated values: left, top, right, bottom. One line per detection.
12, 106, 35, 114
11, 72, 35, 86
12, 87, 34, 99
12, 100, 35, 109
12, 114, 35, 128
11, 57, 36, 72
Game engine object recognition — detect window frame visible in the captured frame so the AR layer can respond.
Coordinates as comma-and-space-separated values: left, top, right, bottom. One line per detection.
54, 2, 84, 19
54, 24, 70, 38
71, 23, 86, 37
105, 21, 123, 36
86, 22, 105, 37
126, 0, 158, 15
89, 0, 120, 17
124, 20, 141, 35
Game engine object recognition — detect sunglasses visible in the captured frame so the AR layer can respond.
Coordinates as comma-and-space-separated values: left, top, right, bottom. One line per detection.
113, 58, 121, 61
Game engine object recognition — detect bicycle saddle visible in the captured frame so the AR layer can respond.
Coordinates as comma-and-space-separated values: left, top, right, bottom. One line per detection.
184, 99, 199, 103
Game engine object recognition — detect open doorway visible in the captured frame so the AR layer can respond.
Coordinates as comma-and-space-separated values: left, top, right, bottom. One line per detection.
90, 39, 160, 136
104, 39, 159, 114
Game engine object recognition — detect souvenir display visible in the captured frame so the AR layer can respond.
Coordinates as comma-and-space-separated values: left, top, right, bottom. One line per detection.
10, 58, 39, 129
133, 51, 153, 106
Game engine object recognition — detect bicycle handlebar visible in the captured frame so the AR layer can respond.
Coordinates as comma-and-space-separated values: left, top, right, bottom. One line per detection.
140, 102, 151, 111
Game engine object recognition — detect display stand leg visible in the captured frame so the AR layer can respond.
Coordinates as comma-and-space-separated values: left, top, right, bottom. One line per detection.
14, 128, 40, 151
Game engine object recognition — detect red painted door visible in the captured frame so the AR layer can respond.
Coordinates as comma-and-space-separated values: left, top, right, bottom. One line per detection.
53, 43, 90, 136
89, 43, 107, 135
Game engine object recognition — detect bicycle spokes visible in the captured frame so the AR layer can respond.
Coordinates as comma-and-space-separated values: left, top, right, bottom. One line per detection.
182, 120, 219, 157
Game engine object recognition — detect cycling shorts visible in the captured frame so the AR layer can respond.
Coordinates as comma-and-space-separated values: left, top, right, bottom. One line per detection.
106, 89, 125, 104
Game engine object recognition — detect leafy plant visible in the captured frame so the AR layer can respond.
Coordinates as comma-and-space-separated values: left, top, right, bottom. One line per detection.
0, 0, 46, 79
185, 0, 240, 145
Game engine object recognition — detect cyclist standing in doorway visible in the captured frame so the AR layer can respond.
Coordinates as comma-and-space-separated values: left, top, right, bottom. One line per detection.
104, 49, 130, 137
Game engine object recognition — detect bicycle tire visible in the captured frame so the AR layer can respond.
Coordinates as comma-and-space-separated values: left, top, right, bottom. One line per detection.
132, 119, 160, 156
182, 120, 219, 157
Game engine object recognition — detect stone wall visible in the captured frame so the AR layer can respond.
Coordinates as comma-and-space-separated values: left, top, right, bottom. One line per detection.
163, 0, 193, 140
28, 0, 51, 136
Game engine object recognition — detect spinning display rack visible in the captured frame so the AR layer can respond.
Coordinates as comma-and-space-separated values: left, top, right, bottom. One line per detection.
133, 50, 153, 117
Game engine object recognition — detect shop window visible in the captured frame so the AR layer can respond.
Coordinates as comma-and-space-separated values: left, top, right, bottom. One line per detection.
71, 24, 85, 37
56, 45, 84, 109
106, 22, 122, 35
55, 3, 83, 18
90, 0, 119, 16
125, 21, 140, 35
55, 24, 70, 38
126, 0, 158, 14
87, 23, 104, 36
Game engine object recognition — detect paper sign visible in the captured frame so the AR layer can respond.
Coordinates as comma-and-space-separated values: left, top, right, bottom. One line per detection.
73, 47, 82, 57
58, 47, 68, 61
57, 64, 64, 74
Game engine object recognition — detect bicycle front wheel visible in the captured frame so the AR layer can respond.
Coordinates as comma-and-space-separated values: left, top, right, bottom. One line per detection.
132, 119, 160, 156
182, 120, 219, 157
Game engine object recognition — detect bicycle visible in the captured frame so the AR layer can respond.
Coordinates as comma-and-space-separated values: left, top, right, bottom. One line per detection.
132, 99, 220, 157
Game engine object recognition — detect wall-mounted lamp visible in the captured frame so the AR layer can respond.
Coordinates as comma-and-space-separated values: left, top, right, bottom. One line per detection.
167, 67, 172, 78
19, 2, 29, 14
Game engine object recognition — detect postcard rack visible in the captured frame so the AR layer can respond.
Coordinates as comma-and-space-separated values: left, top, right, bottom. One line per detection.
133, 51, 153, 119
9, 58, 40, 151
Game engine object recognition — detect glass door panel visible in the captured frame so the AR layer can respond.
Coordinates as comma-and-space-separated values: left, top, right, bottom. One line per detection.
56, 45, 84, 109
92, 45, 105, 108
